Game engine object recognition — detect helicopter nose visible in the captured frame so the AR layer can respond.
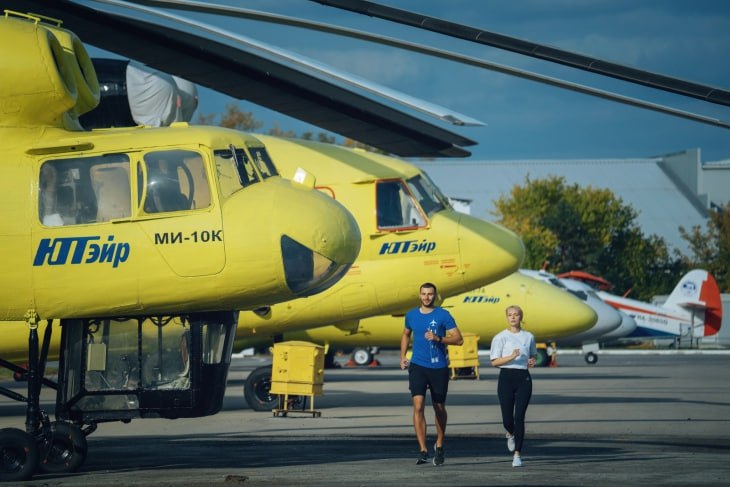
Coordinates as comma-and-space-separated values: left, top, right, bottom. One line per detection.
519, 276, 598, 338
457, 213, 525, 289
275, 186, 361, 296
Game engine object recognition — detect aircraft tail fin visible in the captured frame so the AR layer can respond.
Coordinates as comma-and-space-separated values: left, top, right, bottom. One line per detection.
664, 269, 723, 337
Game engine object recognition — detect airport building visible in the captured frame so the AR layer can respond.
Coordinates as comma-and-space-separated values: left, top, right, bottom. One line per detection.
417, 148, 730, 347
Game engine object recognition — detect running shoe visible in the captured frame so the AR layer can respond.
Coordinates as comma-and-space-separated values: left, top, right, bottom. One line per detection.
416, 450, 429, 465
506, 433, 515, 452
433, 445, 445, 466
512, 455, 523, 467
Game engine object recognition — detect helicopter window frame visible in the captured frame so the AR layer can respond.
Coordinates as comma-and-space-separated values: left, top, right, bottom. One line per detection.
39, 154, 132, 227
214, 146, 260, 200
406, 173, 448, 217
140, 149, 211, 215
246, 145, 279, 179
375, 178, 428, 232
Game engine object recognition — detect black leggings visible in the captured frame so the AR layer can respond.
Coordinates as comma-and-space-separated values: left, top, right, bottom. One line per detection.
497, 368, 533, 452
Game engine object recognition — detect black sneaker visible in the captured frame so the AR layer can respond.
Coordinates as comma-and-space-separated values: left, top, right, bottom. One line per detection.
433, 445, 444, 466
416, 450, 429, 465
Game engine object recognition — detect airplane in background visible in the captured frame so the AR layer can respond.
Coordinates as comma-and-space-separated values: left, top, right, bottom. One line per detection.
231, 135, 525, 410
519, 270, 623, 364
272, 270, 597, 375
559, 269, 723, 355
0, 11, 362, 481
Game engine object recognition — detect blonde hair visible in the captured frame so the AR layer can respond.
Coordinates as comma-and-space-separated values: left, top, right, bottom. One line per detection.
505, 305, 523, 318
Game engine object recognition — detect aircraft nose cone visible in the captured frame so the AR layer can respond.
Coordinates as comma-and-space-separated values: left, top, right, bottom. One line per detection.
275, 186, 361, 296
535, 290, 598, 339
567, 299, 599, 336
510, 271, 597, 340
458, 213, 524, 289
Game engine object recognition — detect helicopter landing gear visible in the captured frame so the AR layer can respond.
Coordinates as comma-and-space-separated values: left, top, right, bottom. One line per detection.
0, 428, 39, 482
243, 365, 304, 412
244, 365, 277, 412
37, 421, 88, 474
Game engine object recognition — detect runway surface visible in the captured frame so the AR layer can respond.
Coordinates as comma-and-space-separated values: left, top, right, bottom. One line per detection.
2, 351, 729, 486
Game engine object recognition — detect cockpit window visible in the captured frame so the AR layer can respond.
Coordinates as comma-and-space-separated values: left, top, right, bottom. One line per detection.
247, 146, 279, 179
39, 154, 131, 226
214, 146, 259, 199
567, 289, 589, 301
141, 149, 210, 214
548, 278, 566, 289
376, 179, 427, 230
406, 174, 447, 216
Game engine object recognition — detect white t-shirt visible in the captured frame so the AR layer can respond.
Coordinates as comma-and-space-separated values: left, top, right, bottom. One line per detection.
489, 329, 537, 369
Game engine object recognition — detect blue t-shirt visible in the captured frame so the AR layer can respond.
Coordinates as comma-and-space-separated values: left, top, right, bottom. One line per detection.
405, 306, 457, 369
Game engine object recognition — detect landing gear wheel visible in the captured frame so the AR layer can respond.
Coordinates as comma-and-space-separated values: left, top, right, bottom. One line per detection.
244, 366, 278, 412
351, 347, 373, 366
534, 348, 550, 367
0, 428, 39, 482
585, 352, 598, 364
38, 422, 88, 474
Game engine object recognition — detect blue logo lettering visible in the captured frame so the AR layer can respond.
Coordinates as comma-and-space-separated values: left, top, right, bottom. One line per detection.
379, 239, 437, 255
33, 236, 130, 268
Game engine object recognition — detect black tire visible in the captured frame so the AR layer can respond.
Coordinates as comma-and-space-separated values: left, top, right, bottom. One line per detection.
0, 428, 39, 482
38, 422, 88, 474
534, 348, 550, 367
244, 366, 278, 412
585, 352, 598, 364
351, 348, 373, 366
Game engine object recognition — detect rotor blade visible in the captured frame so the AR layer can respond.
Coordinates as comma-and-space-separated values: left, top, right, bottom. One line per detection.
1, 0, 476, 157
312, 0, 730, 108
122, 0, 486, 127
123, 0, 730, 130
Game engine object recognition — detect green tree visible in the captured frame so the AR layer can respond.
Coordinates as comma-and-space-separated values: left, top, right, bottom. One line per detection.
267, 122, 297, 138
196, 103, 263, 132
493, 176, 682, 300
342, 137, 385, 154
197, 103, 342, 145
678, 202, 730, 292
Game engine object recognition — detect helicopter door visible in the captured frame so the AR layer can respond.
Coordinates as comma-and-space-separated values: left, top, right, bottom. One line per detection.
33, 155, 141, 316
137, 149, 224, 277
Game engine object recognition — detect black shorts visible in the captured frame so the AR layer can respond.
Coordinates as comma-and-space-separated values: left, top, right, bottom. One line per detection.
408, 363, 450, 404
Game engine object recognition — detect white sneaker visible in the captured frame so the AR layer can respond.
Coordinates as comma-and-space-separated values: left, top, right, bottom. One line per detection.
506, 433, 515, 452
512, 455, 522, 467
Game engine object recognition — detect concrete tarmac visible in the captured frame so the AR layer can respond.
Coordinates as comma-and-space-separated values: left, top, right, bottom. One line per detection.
1, 351, 729, 486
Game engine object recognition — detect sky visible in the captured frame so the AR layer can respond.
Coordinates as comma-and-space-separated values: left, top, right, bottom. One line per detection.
90, 0, 730, 163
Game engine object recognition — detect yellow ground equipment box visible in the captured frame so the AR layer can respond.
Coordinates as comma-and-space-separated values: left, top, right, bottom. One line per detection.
269, 341, 325, 416
448, 332, 480, 380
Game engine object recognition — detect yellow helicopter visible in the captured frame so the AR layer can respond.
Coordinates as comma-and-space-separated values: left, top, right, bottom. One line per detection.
231, 135, 524, 409
279, 270, 597, 368
0, 11, 361, 481
1, 134, 526, 412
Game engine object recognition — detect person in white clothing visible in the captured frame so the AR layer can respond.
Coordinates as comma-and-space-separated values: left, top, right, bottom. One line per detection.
490, 305, 537, 467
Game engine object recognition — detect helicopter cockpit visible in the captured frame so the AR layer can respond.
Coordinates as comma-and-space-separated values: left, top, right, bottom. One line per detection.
37, 142, 283, 226
375, 172, 450, 231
